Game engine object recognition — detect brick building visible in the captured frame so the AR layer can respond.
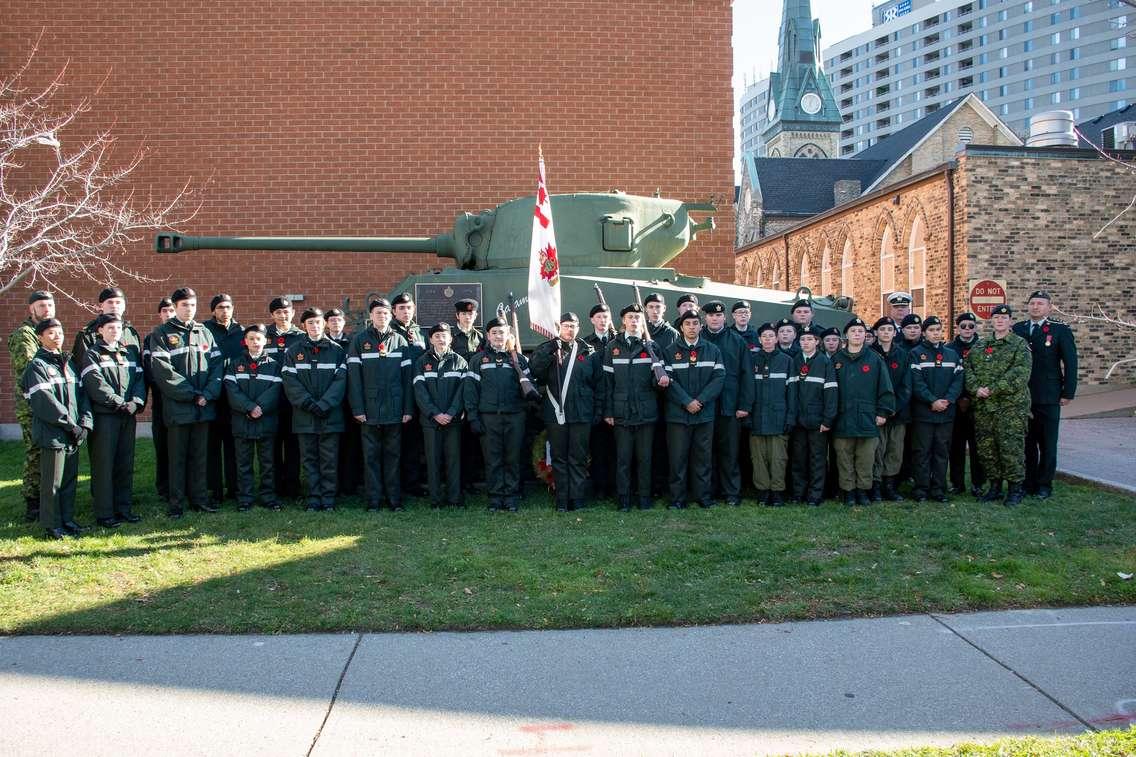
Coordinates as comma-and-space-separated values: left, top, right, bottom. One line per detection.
734, 142, 1136, 387
1, 1, 735, 424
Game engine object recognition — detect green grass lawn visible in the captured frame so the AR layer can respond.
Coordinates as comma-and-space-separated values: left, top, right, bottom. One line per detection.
829, 726, 1136, 756
0, 440, 1132, 634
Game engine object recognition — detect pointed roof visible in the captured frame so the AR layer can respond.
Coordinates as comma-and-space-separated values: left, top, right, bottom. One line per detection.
1075, 103, 1136, 149
763, 0, 841, 141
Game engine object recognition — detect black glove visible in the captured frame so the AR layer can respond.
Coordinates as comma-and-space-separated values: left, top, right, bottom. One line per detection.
302, 398, 318, 413
72, 427, 89, 445
470, 418, 485, 435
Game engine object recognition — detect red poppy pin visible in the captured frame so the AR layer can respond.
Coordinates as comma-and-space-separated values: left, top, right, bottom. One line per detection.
800, 364, 810, 375
639, 352, 647, 359
690, 351, 697, 360
936, 353, 943, 362
890, 361, 898, 370
985, 346, 994, 355
277, 337, 285, 347
199, 343, 209, 352
250, 362, 258, 372
962, 349, 970, 358
313, 347, 320, 355
862, 364, 871, 373
577, 354, 586, 362
425, 363, 432, 371
1042, 325, 1050, 334
379, 343, 387, 353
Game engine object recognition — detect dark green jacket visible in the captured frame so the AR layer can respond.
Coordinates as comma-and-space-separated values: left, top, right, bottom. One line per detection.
204, 319, 245, 364
452, 326, 484, 362
748, 348, 797, 435
964, 332, 1032, 416
264, 323, 304, 360
80, 339, 146, 415
733, 326, 760, 354
413, 349, 467, 425
646, 319, 679, 351
1012, 318, 1078, 404
701, 326, 753, 416
832, 347, 896, 438
347, 327, 413, 424
72, 318, 142, 371
600, 333, 663, 425
225, 351, 282, 438
149, 318, 224, 425
790, 350, 838, 430
528, 338, 600, 425
465, 346, 531, 419
663, 338, 724, 425
282, 336, 348, 434
949, 334, 981, 409
910, 340, 964, 424
20, 348, 93, 448
873, 342, 912, 424
392, 319, 426, 352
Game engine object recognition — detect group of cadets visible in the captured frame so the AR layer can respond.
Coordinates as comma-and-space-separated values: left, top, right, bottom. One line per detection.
9, 282, 1078, 539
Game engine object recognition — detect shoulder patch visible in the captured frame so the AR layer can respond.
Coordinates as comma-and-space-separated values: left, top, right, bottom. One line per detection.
296, 352, 305, 361
167, 334, 180, 347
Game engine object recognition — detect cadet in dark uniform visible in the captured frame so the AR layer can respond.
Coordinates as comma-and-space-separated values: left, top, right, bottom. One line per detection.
789, 325, 838, 507
148, 288, 223, 517
451, 298, 485, 494
1013, 290, 1078, 499
600, 303, 669, 511
948, 312, 986, 497
822, 327, 842, 359
326, 307, 362, 497
282, 307, 348, 511
871, 317, 911, 501
265, 296, 305, 499
898, 312, 923, 491
142, 298, 176, 502
731, 301, 759, 350
72, 286, 143, 370
775, 317, 801, 359
584, 303, 617, 500
21, 318, 93, 539
348, 298, 413, 512
748, 322, 796, 506
414, 323, 467, 509
203, 293, 242, 505
529, 312, 600, 512
644, 293, 679, 350
80, 313, 145, 526
663, 310, 724, 509
965, 304, 1032, 507
821, 325, 843, 501
909, 316, 964, 502
731, 300, 760, 499
645, 293, 679, 498
675, 294, 699, 317
392, 291, 427, 498
9, 290, 56, 522
900, 313, 924, 351
466, 316, 533, 512
701, 301, 752, 507
832, 317, 896, 506
224, 324, 282, 511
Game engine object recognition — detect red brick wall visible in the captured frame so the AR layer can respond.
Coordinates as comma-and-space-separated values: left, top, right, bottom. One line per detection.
1, 1, 735, 422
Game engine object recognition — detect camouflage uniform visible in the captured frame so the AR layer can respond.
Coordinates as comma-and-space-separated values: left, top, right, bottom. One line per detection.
8, 318, 41, 509
964, 332, 1032, 487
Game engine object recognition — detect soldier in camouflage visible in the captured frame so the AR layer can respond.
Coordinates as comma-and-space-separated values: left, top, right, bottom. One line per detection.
964, 304, 1033, 507
8, 290, 56, 521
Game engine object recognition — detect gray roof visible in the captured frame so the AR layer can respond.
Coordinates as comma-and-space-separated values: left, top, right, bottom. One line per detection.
851, 97, 964, 165
750, 157, 887, 215
1076, 104, 1136, 149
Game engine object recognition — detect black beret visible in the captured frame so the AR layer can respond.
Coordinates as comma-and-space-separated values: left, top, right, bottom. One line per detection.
268, 296, 291, 313
955, 311, 978, 325
210, 293, 232, 311
821, 326, 841, 339
676, 293, 699, 307
900, 314, 923, 328
844, 317, 868, 334
157, 297, 174, 311
299, 307, 323, 323
872, 316, 897, 331
790, 299, 813, 311
368, 298, 391, 312
674, 311, 701, 328
454, 298, 478, 313
324, 308, 344, 318
560, 312, 580, 323
731, 300, 751, 312
98, 286, 125, 303
34, 318, 62, 336
922, 315, 942, 329
990, 304, 1013, 317
619, 303, 643, 318
483, 317, 509, 331
644, 293, 665, 306
775, 317, 798, 331
800, 324, 825, 339
94, 313, 122, 329
27, 290, 53, 305
1027, 290, 1051, 301
701, 301, 726, 315
589, 304, 610, 318
243, 323, 267, 337
428, 322, 452, 336
756, 321, 777, 336
171, 287, 196, 304
887, 291, 913, 306
391, 291, 414, 306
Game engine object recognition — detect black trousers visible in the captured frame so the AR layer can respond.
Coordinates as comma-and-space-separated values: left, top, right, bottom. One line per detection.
423, 422, 462, 506
207, 396, 237, 501
912, 421, 953, 497
151, 389, 169, 500
613, 423, 653, 506
273, 403, 301, 498
235, 435, 275, 507
790, 426, 828, 502
460, 419, 485, 488
39, 446, 79, 529
589, 422, 616, 497
1025, 403, 1061, 491
548, 421, 591, 506
481, 412, 526, 504
711, 415, 741, 501
651, 397, 669, 496
401, 414, 425, 494
667, 421, 713, 505
361, 423, 403, 507
90, 412, 137, 519
949, 408, 986, 490
168, 421, 209, 510
299, 432, 340, 507
338, 414, 363, 496
738, 423, 756, 495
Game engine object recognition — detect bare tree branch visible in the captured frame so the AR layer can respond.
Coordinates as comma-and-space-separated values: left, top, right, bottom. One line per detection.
1053, 304, 1136, 381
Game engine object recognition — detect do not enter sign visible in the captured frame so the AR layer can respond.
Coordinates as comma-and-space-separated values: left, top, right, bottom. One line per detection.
969, 279, 1007, 319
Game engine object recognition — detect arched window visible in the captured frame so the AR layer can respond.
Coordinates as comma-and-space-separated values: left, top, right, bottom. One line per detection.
841, 238, 853, 299
908, 215, 927, 312
771, 257, 782, 290
821, 242, 833, 296
880, 225, 896, 315
800, 250, 813, 290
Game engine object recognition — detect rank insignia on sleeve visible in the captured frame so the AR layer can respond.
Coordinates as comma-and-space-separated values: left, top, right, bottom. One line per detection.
363, 342, 371, 350
237, 365, 245, 372
675, 352, 682, 360
921, 353, 928, 360
168, 334, 180, 347
425, 363, 432, 371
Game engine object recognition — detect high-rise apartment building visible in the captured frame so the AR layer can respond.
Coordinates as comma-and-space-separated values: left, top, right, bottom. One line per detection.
822, 0, 1134, 155
739, 76, 771, 156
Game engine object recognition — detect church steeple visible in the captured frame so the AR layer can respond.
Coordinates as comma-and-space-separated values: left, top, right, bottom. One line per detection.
763, 0, 842, 158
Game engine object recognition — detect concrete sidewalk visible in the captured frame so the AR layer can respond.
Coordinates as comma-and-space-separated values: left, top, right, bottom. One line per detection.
1057, 417, 1136, 492
1, 606, 1133, 756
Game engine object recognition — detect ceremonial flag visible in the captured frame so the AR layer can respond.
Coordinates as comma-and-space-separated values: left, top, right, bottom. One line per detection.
527, 149, 560, 338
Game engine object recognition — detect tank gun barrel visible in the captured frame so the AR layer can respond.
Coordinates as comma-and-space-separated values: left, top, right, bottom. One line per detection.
155, 233, 456, 257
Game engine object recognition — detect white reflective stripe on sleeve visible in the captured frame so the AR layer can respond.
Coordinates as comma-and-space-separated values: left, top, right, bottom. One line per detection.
149, 350, 170, 358
293, 363, 312, 370
753, 374, 764, 380
224, 374, 241, 382
823, 381, 838, 389
314, 363, 339, 369
23, 377, 68, 398
255, 374, 283, 383
400, 360, 412, 367
465, 371, 481, 381
412, 375, 426, 384
695, 361, 717, 368
347, 356, 362, 364
954, 365, 964, 373
768, 372, 787, 379
804, 376, 826, 384
209, 350, 221, 358
442, 371, 465, 378
669, 363, 689, 370
281, 366, 298, 374
713, 363, 725, 371
602, 365, 615, 373
481, 363, 500, 369
419, 371, 438, 379
612, 358, 630, 365
631, 357, 652, 365
940, 362, 957, 368
80, 364, 100, 378
167, 346, 193, 357
786, 376, 799, 383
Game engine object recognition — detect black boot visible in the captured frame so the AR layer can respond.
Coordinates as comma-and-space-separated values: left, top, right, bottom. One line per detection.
843, 490, 857, 506
855, 489, 871, 506
1003, 482, 1025, 508
638, 497, 654, 510
884, 476, 905, 502
617, 499, 631, 512
980, 481, 1004, 502
869, 481, 883, 502
769, 491, 784, 507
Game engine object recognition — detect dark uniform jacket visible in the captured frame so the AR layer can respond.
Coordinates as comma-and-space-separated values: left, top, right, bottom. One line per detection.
528, 338, 600, 425
452, 326, 484, 362
264, 323, 304, 360
949, 335, 981, 411
465, 346, 531, 419
583, 331, 616, 353
80, 339, 146, 414
600, 333, 663, 425
832, 347, 896, 438
72, 318, 142, 370
413, 349, 467, 425
748, 348, 797, 435
701, 326, 753, 416
203, 319, 244, 365
149, 318, 224, 425
910, 339, 964, 424
646, 320, 679, 351
282, 336, 348, 434
790, 350, 838, 430
873, 342, 912, 424
662, 338, 724, 425
392, 319, 426, 354
224, 351, 283, 438
779, 342, 802, 360
20, 348, 93, 448
347, 327, 413, 424
1012, 318, 1078, 404
733, 326, 760, 354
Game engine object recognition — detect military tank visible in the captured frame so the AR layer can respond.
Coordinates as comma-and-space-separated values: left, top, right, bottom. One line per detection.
155, 191, 851, 348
